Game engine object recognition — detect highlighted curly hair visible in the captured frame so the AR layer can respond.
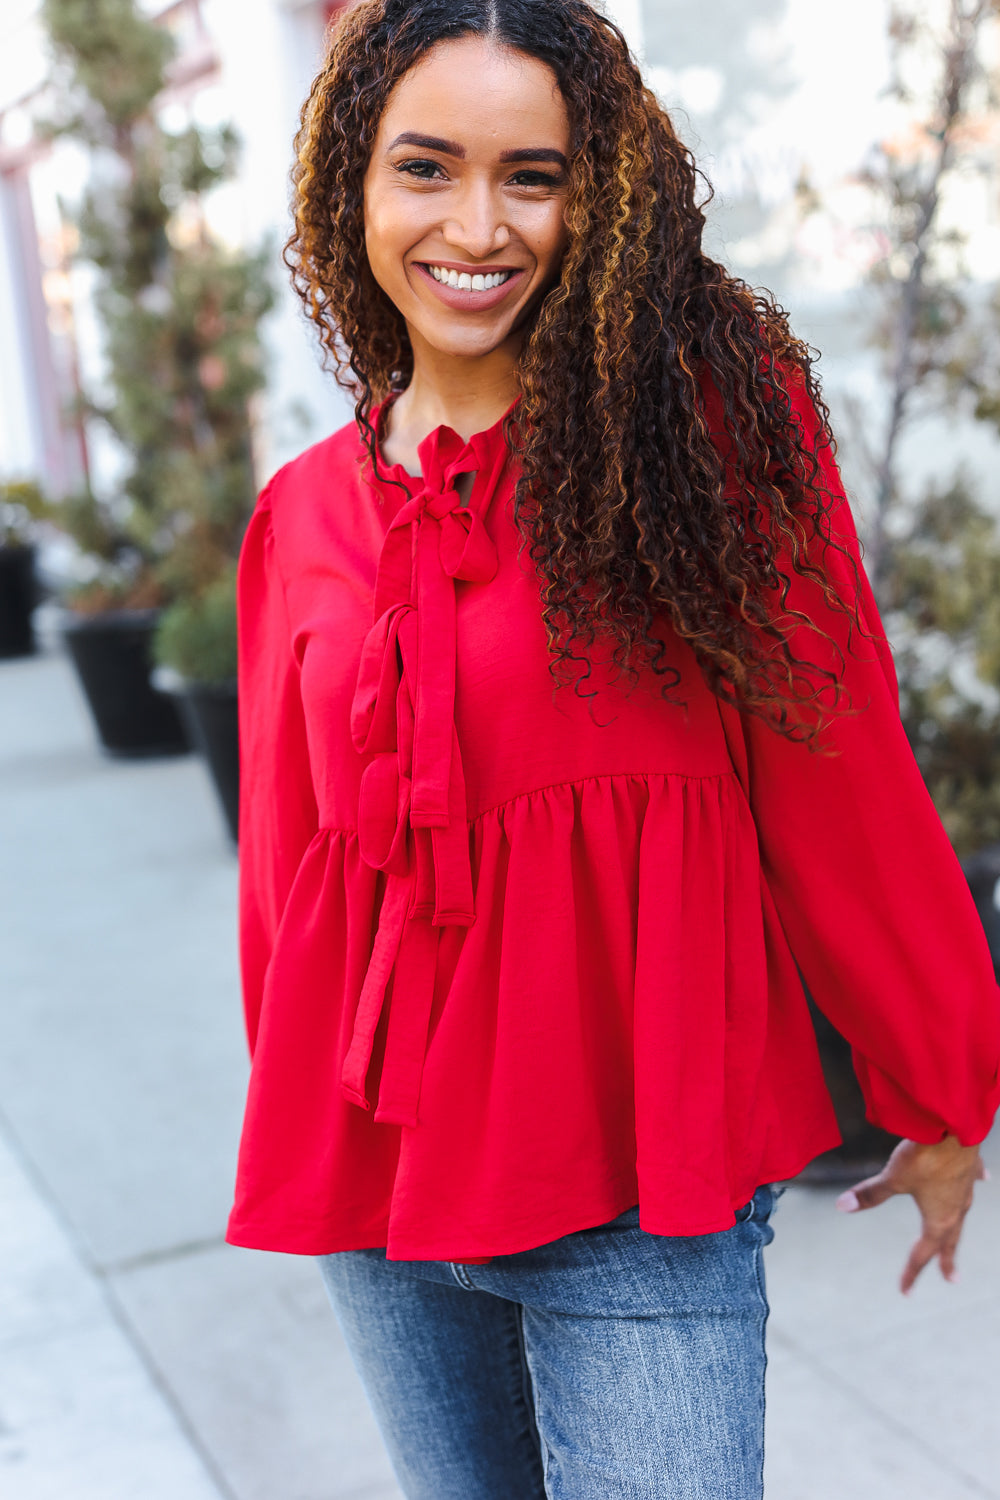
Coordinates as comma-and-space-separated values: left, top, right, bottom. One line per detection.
286, 0, 869, 743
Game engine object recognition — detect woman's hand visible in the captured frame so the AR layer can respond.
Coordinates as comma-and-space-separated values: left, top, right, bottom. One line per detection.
836, 1135, 988, 1294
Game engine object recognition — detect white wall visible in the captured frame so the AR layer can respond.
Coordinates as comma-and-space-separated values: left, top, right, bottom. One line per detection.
200, 0, 354, 479
0, 0, 355, 493
641, 0, 1000, 513
0, 0, 52, 482
0, 178, 42, 479
605, 0, 645, 55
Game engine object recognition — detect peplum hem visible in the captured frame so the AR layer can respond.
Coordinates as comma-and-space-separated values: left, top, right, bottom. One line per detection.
227, 769, 840, 1261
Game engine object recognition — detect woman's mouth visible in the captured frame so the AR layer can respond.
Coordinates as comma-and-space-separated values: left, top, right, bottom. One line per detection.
425, 265, 514, 291
413, 261, 526, 310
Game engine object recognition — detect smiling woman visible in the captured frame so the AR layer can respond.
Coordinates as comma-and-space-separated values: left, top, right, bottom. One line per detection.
227, 2, 1000, 1497
361, 39, 571, 428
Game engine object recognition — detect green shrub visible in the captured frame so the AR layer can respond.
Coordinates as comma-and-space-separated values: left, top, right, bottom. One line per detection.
887, 476, 1000, 856
41, 0, 272, 613
1, 480, 52, 547
154, 570, 237, 684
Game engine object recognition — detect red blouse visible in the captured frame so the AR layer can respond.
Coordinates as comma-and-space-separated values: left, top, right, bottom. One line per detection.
226, 373, 1000, 1262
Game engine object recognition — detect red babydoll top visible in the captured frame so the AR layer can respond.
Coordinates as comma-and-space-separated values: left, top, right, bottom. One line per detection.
226, 370, 1000, 1262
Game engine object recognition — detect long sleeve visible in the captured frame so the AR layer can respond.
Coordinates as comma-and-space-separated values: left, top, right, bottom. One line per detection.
716, 373, 1000, 1147
237, 483, 319, 1055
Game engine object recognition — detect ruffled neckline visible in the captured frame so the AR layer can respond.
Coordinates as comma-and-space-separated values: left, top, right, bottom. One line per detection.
367, 393, 521, 495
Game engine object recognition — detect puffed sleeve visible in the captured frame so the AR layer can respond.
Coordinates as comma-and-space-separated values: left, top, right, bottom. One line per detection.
237, 481, 319, 1054
714, 371, 1000, 1146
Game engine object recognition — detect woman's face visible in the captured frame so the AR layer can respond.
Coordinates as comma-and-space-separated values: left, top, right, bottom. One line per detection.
363, 37, 572, 364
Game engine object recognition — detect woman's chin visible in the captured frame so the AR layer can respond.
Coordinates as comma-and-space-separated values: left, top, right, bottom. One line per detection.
410, 324, 521, 363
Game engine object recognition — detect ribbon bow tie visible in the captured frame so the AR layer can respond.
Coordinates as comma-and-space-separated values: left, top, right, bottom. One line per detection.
340, 423, 509, 1128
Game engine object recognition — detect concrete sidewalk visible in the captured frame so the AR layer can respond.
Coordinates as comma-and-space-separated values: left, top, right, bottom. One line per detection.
1, 643, 998, 1499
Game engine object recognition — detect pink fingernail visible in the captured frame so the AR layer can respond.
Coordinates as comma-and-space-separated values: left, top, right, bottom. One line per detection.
947, 1270, 960, 1285
984, 1167, 992, 1182
836, 1190, 860, 1213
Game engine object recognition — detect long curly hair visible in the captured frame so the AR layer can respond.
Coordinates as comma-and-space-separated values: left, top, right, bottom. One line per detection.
286, 0, 870, 744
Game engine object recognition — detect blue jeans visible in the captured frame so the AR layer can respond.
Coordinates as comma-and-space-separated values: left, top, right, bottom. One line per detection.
318, 1184, 779, 1499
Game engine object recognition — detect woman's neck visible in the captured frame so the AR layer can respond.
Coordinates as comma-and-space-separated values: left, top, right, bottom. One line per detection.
379, 332, 522, 474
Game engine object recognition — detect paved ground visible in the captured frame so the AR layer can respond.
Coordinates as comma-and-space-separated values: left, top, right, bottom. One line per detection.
1, 639, 998, 1500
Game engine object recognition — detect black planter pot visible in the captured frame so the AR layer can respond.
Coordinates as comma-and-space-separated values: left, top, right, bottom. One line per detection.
0, 544, 38, 658
173, 680, 240, 844
62, 609, 190, 757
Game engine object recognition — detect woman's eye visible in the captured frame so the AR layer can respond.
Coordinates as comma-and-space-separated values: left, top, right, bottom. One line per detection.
394, 158, 445, 180
390, 160, 563, 188
509, 170, 563, 189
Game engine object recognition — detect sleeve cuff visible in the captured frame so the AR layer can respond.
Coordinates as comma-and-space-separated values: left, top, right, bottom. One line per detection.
852, 1050, 999, 1147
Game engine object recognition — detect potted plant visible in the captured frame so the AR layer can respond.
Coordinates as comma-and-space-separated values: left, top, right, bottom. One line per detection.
52, 483, 191, 755
153, 568, 240, 843
40, 0, 272, 760
0, 480, 51, 658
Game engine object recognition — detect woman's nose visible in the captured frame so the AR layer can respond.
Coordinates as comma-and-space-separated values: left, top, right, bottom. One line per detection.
442, 182, 510, 258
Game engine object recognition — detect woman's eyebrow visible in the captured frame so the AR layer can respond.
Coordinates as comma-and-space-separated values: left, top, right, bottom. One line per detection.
499, 148, 568, 168
386, 133, 567, 170
388, 132, 465, 155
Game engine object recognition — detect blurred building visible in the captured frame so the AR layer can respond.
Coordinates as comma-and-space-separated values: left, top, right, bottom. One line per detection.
0, 0, 364, 498
1, 0, 998, 506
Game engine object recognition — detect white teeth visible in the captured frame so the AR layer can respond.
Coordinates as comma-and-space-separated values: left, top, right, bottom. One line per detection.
426, 266, 513, 291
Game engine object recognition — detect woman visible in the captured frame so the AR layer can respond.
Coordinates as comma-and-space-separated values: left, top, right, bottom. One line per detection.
227, 2, 999, 1495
